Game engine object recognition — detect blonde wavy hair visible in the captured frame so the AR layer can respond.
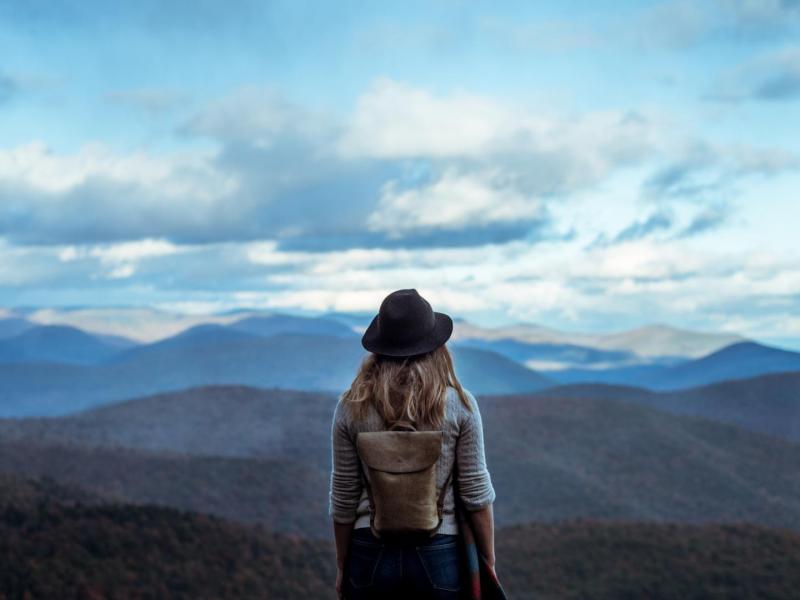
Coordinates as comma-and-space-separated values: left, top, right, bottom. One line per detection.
342, 344, 472, 428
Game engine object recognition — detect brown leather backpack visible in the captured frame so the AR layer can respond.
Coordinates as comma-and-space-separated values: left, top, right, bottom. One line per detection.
355, 420, 452, 540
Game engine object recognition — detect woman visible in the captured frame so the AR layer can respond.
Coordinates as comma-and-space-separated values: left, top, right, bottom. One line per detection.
329, 288, 498, 599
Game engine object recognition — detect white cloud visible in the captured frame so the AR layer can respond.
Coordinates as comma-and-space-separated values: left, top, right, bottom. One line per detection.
367, 168, 543, 235
3, 80, 791, 248
338, 79, 510, 158
86, 238, 184, 264
244, 240, 315, 267
3, 225, 799, 341
105, 263, 137, 279
234, 233, 800, 340
338, 79, 662, 176
57, 246, 79, 262
52, 238, 186, 280
0, 141, 234, 199
183, 85, 333, 147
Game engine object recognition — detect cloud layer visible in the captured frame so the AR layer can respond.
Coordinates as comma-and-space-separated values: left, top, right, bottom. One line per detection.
1, 1, 799, 346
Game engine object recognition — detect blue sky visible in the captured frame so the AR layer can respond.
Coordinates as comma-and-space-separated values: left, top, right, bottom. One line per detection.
1, 0, 799, 346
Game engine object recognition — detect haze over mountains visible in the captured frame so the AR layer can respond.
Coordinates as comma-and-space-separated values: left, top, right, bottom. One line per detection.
1, 307, 798, 417
5, 305, 746, 356
0, 327, 551, 417
451, 320, 745, 360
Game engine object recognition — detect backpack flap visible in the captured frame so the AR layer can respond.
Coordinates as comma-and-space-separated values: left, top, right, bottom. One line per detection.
357, 431, 442, 473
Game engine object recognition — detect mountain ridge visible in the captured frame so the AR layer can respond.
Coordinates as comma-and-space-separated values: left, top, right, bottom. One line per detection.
2, 383, 799, 533
540, 370, 800, 441
0, 333, 552, 416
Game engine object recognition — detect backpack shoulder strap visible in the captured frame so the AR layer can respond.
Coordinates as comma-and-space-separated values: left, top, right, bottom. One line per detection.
437, 457, 454, 519
354, 430, 378, 525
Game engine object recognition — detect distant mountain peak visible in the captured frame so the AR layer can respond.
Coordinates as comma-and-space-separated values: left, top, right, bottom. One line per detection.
703, 339, 794, 359
452, 320, 745, 359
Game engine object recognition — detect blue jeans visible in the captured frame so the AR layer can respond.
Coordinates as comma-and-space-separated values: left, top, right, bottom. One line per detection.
344, 527, 464, 599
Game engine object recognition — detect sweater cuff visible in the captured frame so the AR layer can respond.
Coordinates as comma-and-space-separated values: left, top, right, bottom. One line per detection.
331, 513, 358, 524
328, 500, 359, 524
458, 478, 496, 511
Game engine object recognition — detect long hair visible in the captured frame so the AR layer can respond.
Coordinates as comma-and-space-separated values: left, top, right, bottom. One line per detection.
342, 344, 472, 428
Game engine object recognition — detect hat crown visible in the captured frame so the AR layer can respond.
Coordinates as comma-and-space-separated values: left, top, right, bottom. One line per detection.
377, 289, 436, 344
361, 288, 452, 357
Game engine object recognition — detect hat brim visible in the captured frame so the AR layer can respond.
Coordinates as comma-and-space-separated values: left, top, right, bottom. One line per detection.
361, 312, 453, 357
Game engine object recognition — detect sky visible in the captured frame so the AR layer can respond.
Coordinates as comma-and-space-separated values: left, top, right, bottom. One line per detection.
0, 0, 799, 347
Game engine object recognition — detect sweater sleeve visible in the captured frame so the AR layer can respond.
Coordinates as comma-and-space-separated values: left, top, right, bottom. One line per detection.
455, 388, 496, 511
328, 396, 363, 524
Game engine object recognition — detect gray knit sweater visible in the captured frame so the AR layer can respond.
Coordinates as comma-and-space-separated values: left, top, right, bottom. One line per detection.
328, 385, 496, 535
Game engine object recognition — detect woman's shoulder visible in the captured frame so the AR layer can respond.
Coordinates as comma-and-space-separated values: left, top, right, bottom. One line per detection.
333, 391, 357, 422
333, 391, 380, 431
446, 383, 476, 400
445, 384, 479, 416
332, 391, 348, 422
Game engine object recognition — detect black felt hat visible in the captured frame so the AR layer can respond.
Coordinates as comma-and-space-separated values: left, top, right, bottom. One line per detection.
361, 288, 453, 357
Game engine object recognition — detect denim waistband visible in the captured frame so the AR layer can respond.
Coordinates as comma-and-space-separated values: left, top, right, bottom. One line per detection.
352, 526, 458, 547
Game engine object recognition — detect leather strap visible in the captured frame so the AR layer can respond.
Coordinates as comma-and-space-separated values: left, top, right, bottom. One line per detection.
388, 419, 417, 431
353, 431, 384, 539
436, 462, 453, 518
